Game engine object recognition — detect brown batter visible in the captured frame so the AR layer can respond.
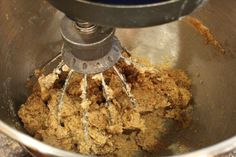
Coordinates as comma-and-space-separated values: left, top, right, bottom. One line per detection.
184, 16, 225, 54
18, 54, 192, 156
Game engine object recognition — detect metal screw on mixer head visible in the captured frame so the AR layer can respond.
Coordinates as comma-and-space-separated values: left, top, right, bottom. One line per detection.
75, 20, 97, 34
60, 16, 122, 74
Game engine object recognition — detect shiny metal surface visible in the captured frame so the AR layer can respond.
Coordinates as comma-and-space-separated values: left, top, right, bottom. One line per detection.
48, 0, 204, 28
0, 0, 236, 157
61, 16, 122, 74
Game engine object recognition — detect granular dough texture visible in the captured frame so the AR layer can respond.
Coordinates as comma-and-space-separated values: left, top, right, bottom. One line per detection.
18, 54, 192, 156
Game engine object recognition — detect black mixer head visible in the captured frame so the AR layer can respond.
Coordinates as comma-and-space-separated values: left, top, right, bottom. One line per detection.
48, 0, 204, 28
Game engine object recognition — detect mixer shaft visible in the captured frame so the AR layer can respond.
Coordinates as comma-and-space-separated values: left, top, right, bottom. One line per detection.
60, 16, 122, 74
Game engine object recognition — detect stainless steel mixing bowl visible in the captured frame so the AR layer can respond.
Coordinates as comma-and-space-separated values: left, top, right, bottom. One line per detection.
0, 0, 236, 156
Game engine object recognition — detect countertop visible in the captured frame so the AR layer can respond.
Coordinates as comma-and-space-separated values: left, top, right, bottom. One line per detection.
0, 132, 29, 157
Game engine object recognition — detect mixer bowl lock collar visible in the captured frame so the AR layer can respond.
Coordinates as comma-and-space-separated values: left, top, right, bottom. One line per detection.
60, 16, 122, 74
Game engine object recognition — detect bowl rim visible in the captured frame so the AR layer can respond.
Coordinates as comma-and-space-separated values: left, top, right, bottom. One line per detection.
1, 120, 236, 157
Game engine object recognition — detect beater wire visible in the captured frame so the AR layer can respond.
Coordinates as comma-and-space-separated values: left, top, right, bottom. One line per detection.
100, 73, 113, 124
57, 69, 74, 124
113, 66, 138, 108
80, 74, 90, 141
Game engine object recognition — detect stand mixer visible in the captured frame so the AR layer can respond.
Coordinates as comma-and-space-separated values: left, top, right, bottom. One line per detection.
2, 0, 236, 157
6, 0, 231, 157
40, 1, 204, 140
47, 0, 204, 74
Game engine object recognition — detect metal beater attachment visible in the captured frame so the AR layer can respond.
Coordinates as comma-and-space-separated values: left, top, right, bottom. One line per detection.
45, 16, 144, 142
60, 16, 122, 74
47, 50, 140, 142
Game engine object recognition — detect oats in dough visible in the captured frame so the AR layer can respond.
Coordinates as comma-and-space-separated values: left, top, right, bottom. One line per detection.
18, 54, 192, 156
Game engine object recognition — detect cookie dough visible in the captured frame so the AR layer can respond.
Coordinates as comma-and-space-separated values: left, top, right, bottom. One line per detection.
18, 54, 192, 156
